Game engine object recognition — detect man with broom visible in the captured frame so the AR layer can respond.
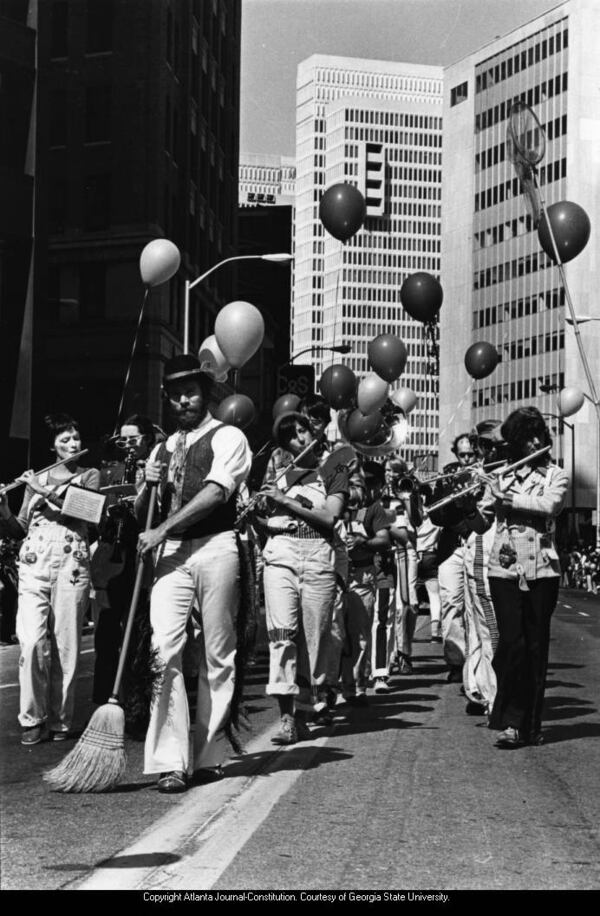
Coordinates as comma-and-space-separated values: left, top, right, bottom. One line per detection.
135, 355, 252, 793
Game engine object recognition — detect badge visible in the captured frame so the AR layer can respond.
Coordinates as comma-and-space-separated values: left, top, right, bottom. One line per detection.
498, 543, 517, 569
24, 552, 38, 564
63, 545, 72, 553
65, 534, 74, 543
73, 550, 87, 561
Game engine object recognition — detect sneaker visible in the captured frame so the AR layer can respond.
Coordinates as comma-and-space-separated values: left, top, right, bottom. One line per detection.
157, 770, 188, 793
495, 726, 525, 748
21, 725, 43, 746
271, 713, 298, 745
294, 715, 312, 741
398, 657, 413, 676
49, 730, 69, 741
374, 678, 391, 694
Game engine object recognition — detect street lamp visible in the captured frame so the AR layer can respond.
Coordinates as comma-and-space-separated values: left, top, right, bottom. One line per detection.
543, 412, 578, 540
285, 343, 351, 368
565, 315, 600, 325
183, 253, 293, 353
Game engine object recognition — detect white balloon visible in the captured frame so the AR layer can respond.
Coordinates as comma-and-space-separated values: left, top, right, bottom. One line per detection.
390, 387, 417, 414
198, 335, 230, 382
558, 386, 585, 418
214, 301, 265, 369
356, 374, 389, 415
139, 239, 181, 287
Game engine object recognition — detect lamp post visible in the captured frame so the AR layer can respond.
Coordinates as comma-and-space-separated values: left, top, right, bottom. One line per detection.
542, 412, 577, 540
183, 253, 293, 354
282, 343, 352, 369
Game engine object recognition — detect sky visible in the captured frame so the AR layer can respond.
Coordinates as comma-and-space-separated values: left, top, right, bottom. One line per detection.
240, 0, 563, 157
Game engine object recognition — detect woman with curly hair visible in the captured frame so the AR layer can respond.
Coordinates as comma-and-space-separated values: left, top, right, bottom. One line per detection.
0, 414, 99, 745
479, 407, 568, 748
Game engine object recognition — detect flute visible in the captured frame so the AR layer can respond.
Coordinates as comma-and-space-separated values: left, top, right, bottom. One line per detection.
0, 449, 89, 496
424, 445, 551, 515
235, 437, 322, 526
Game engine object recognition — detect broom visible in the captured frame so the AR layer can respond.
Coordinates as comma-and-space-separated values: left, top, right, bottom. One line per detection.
43, 485, 158, 793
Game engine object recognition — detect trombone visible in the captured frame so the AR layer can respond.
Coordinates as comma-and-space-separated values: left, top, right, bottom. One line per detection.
0, 449, 90, 496
424, 446, 551, 515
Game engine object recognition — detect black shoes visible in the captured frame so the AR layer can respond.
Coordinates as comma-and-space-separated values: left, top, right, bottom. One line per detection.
157, 770, 188, 793
191, 765, 225, 786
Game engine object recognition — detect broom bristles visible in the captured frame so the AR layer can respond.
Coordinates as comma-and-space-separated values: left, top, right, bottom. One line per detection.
43, 703, 127, 793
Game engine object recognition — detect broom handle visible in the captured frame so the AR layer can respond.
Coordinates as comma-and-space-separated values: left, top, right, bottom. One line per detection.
108, 484, 158, 703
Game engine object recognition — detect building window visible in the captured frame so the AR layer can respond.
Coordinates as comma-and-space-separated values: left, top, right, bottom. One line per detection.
84, 174, 111, 230
86, 0, 113, 53
50, 89, 67, 147
85, 85, 111, 142
450, 81, 468, 107
49, 177, 67, 233
80, 263, 106, 318
51, 1, 68, 58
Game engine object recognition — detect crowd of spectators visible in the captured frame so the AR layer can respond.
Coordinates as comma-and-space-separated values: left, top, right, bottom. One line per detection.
559, 543, 600, 594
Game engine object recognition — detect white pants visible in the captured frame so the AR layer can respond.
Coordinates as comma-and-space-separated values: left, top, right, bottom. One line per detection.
462, 529, 498, 710
17, 522, 90, 731
371, 585, 395, 678
342, 566, 376, 697
144, 532, 239, 775
438, 545, 467, 670
394, 546, 418, 658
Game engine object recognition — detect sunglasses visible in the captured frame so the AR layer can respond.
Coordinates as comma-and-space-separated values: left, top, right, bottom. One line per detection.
115, 436, 145, 448
457, 451, 474, 458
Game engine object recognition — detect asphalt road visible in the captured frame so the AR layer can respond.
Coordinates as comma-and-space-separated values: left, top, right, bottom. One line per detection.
0, 588, 598, 891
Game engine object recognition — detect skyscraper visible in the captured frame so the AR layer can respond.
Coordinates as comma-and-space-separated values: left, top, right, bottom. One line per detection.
30, 0, 241, 457
441, 0, 599, 528
293, 55, 443, 467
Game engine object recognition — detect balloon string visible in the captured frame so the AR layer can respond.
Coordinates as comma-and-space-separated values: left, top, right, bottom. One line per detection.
416, 378, 475, 473
330, 240, 344, 359
113, 288, 150, 437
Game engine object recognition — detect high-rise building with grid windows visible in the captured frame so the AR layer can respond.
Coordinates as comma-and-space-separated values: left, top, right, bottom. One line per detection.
293, 55, 443, 467
441, 0, 599, 529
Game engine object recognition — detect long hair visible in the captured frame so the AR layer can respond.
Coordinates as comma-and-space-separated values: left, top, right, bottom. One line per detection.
275, 413, 313, 451
501, 407, 552, 461
122, 413, 156, 448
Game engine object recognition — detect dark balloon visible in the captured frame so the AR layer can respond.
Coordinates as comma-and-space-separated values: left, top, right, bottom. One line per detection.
464, 342, 499, 380
538, 201, 591, 264
400, 272, 443, 323
346, 408, 385, 444
368, 334, 407, 383
319, 364, 357, 410
319, 184, 367, 242
215, 394, 256, 430
272, 393, 301, 420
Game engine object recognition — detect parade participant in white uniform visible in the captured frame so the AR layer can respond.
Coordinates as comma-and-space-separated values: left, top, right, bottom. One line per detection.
0, 415, 99, 745
137, 355, 252, 793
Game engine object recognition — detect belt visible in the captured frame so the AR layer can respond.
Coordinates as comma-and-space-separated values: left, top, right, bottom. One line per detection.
271, 525, 322, 540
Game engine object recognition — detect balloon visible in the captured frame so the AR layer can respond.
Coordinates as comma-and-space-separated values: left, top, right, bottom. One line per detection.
198, 335, 230, 383
464, 342, 499, 380
357, 374, 389, 415
319, 364, 357, 410
368, 334, 407, 383
214, 301, 265, 369
319, 184, 366, 242
390, 387, 417, 414
400, 272, 443, 323
558, 386, 585, 418
345, 408, 385, 444
272, 393, 301, 419
215, 394, 256, 430
538, 201, 591, 264
139, 239, 181, 287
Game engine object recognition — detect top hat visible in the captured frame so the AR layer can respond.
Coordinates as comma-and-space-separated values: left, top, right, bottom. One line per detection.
163, 354, 212, 385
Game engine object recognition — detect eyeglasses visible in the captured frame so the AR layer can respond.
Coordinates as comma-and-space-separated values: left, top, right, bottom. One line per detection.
457, 451, 474, 459
115, 436, 144, 449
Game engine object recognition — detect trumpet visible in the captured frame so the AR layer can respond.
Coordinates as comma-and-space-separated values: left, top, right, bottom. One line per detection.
235, 437, 323, 527
424, 446, 551, 516
0, 450, 90, 496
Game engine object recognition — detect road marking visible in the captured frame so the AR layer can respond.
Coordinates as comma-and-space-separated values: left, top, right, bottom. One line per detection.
578, 612, 589, 617
71, 724, 329, 891
562, 604, 572, 609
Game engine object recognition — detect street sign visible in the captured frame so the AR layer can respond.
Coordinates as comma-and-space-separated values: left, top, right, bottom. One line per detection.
276, 364, 315, 399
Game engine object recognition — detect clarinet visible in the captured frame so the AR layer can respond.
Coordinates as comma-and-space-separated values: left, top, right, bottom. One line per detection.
109, 447, 138, 563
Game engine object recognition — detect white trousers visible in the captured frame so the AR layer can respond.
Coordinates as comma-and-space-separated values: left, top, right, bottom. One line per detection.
17, 523, 90, 731
394, 546, 418, 658
438, 545, 467, 670
144, 531, 239, 775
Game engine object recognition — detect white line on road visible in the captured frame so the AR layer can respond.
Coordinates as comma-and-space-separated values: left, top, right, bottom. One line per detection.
71, 724, 329, 891
578, 612, 590, 617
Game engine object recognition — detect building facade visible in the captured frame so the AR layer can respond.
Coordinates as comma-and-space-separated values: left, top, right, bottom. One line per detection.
239, 153, 295, 208
441, 0, 599, 529
293, 55, 443, 467
29, 0, 241, 460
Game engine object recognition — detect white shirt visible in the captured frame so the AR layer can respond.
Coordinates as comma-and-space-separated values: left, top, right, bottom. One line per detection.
149, 413, 252, 500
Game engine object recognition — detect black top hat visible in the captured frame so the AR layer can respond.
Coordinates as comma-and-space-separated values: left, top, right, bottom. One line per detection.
163, 354, 210, 385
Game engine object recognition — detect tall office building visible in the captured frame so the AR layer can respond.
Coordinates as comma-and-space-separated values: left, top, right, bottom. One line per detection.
239, 153, 295, 207
1, 0, 36, 477
29, 0, 241, 459
293, 55, 443, 466
441, 0, 599, 527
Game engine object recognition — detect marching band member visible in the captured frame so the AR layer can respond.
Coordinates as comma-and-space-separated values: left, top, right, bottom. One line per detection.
0, 414, 99, 745
91, 415, 156, 734
136, 355, 252, 792
257, 411, 349, 743
387, 461, 422, 677
477, 407, 568, 747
